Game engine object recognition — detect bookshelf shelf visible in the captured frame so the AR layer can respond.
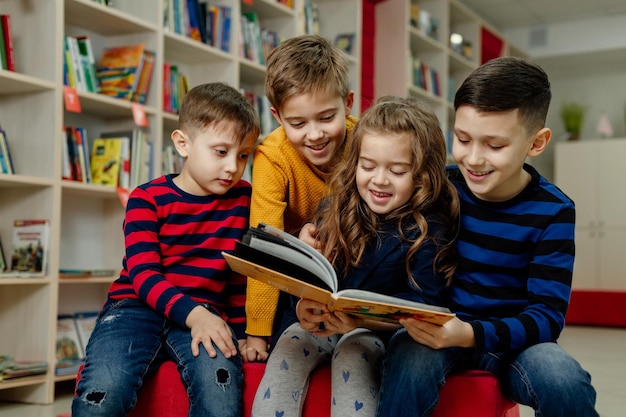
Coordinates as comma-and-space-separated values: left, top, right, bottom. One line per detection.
65, 0, 158, 35
0, 0, 363, 405
0, 72, 55, 95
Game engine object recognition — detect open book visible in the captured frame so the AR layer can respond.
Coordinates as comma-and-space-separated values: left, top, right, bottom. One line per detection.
223, 223, 454, 325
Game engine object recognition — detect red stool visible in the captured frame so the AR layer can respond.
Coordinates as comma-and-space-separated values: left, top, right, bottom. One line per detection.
124, 361, 520, 417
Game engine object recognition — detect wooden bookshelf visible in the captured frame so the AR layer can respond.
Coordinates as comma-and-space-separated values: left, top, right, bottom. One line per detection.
0, 0, 362, 405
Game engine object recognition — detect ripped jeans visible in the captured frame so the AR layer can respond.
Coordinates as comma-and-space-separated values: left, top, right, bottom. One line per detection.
72, 298, 242, 417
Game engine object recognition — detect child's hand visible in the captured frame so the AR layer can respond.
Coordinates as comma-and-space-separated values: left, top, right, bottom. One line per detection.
241, 335, 270, 362
399, 316, 475, 349
299, 223, 321, 251
186, 305, 237, 358
296, 299, 330, 335
322, 311, 364, 335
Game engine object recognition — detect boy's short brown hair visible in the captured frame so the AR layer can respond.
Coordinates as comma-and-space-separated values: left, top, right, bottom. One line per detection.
264, 35, 351, 111
178, 82, 260, 143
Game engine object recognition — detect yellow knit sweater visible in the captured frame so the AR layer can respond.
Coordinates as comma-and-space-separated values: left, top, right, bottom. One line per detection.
246, 115, 358, 336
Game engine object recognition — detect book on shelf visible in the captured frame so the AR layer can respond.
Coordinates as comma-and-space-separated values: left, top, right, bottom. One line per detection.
96, 43, 156, 103
0, 15, 6, 70
59, 268, 117, 278
223, 223, 455, 325
0, 238, 7, 272
7, 219, 50, 277
64, 36, 88, 92
55, 314, 83, 375
100, 129, 152, 189
74, 311, 99, 358
0, 359, 48, 381
90, 136, 127, 188
1, 14, 15, 71
76, 36, 100, 93
0, 126, 15, 174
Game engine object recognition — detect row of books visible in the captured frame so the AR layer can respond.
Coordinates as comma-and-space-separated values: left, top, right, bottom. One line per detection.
0, 355, 48, 381
242, 91, 278, 137
163, 63, 190, 114
240, 12, 281, 65
0, 219, 50, 278
56, 312, 98, 376
0, 14, 15, 71
164, 0, 232, 53
162, 144, 185, 175
303, 0, 320, 36
410, 56, 441, 97
63, 39, 156, 105
0, 126, 15, 174
62, 127, 154, 190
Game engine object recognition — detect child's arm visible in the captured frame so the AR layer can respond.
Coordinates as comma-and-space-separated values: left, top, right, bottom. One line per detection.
246, 150, 291, 337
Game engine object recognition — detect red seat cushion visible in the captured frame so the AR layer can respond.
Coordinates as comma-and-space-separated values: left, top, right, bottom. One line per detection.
124, 361, 519, 417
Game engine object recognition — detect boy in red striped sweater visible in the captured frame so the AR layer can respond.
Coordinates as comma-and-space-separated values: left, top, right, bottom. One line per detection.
72, 82, 260, 417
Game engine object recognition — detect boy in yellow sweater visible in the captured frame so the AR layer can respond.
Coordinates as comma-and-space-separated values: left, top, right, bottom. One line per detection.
243, 35, 358, 362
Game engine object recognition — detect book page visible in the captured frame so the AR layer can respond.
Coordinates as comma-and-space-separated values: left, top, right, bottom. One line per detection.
258, 223, 339, 292
331, 289, 454, 325
247, 235, 336, 292
258, 224, 337, 288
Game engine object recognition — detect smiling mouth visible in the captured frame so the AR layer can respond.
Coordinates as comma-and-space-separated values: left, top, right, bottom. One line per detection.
467, 169, 492, 177
307, 142, 328, 151
371, 190, 391, 198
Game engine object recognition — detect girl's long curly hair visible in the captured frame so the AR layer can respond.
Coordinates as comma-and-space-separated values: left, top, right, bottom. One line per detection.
313, 96, 459, 288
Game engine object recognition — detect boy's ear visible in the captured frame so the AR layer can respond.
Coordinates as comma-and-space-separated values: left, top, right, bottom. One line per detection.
171, 129, 189, 157
344, 90, 355, 115
270, 107, 283, 127
527, 127, 551, 157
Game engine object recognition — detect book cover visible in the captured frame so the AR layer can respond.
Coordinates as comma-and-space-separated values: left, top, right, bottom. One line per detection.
96, 44, 146, 100
74, 311, 99, 358
100, 130, 136, 188
223, 224, 455, 325
65, 36, 87, 91
76, 36, 100, 93
10, 219, 50, 276
90, 137, 125, 187
56, 315, 83, 367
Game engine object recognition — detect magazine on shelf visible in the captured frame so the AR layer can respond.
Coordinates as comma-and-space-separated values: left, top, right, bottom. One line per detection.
223, 223, 454, 325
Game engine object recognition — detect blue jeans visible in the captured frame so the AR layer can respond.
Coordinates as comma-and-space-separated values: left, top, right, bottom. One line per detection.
72, 299, 243, 417
376, 329, 598, 417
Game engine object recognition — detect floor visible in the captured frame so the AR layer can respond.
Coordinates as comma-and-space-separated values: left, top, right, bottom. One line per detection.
0, 326, 623, 417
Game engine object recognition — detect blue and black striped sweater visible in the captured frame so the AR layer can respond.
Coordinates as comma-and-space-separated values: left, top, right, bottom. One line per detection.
447, 164, 575, 354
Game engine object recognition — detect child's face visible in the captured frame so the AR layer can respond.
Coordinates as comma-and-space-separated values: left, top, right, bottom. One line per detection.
172, 121, 254, 196
272, 90, 353, 171
452, 105, 535, 202
356, 132, 414, 215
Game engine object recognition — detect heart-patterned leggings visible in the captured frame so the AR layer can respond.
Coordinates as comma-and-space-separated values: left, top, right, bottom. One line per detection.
251, 323, 385, 417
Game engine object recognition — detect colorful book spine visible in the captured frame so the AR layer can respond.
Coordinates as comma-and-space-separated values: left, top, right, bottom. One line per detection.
0, 15, 15, 71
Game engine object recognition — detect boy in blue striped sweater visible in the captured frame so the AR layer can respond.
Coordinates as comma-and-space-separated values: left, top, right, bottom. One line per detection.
377, 57, 598, 417
72, 83, 259, 417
